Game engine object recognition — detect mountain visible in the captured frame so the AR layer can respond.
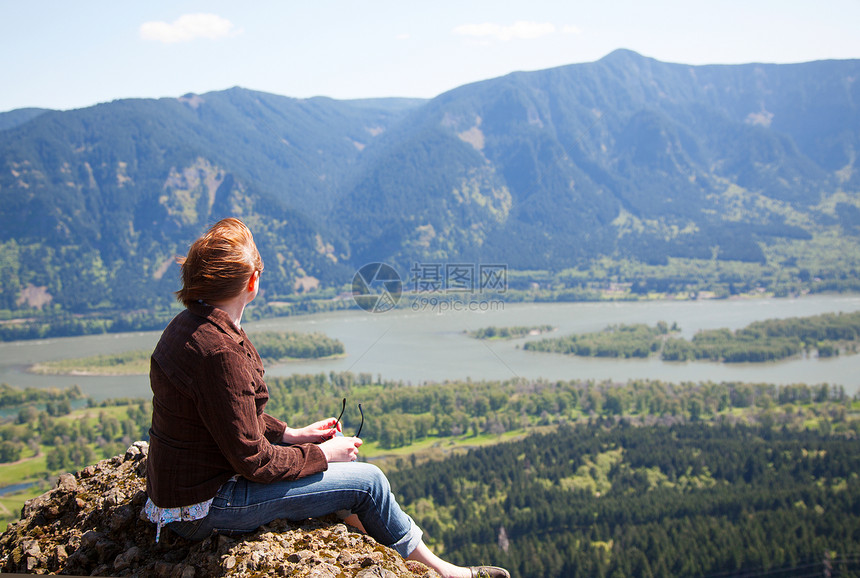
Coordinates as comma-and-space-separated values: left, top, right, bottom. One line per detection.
0, 92, 424, 311
1, 50, 858, 315
0, 108, 49, 132
335, 49, 859, 269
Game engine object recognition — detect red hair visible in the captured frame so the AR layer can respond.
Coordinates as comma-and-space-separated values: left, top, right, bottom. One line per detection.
175, 218, 264, 307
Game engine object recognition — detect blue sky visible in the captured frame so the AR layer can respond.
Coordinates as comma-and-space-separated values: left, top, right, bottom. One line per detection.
2, 0, 859, 112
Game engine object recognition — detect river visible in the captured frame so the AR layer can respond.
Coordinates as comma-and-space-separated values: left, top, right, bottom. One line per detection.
1, 295, 859, 401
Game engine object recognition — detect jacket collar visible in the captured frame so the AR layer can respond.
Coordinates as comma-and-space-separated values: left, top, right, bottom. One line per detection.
187, 301, 245, 345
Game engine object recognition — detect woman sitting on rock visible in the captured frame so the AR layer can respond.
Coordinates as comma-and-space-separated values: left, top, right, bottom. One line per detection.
144, 218, 510, 578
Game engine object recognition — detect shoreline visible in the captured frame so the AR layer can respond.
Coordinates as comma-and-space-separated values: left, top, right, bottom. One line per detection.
0, 287, 831, 345
27, 353, 348, 377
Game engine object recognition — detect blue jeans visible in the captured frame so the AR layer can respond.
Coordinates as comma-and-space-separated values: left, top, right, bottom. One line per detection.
167, 462, 423, 558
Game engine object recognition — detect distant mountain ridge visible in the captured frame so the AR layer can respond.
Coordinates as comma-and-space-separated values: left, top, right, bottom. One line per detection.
0, 108, 49, 131
1, 50, 858, 313
0, 91, 423, 311
338, 49, 859, 269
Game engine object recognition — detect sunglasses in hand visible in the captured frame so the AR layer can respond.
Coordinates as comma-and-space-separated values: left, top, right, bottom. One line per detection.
332, 397, 364, 438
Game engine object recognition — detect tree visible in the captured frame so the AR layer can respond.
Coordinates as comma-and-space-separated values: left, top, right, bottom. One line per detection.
0, 441, 23, 463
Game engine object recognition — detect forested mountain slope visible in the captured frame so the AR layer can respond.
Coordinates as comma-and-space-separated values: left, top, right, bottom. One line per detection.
1, 50, 858, 315
337, 50, 860, 268
389, 420, 860, 578
0, 92, 422, 311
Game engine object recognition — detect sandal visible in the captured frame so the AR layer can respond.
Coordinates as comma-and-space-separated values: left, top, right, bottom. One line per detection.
470, 567, 511, 578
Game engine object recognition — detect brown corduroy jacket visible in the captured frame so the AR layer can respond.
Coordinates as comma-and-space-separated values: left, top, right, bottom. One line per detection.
145, 302, 327, 508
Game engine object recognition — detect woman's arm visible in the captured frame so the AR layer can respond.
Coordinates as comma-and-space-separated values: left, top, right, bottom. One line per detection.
281, 418, 342, 444
282, 419, 362, 461
318, 436, 362, 462
194, 348, 328, 482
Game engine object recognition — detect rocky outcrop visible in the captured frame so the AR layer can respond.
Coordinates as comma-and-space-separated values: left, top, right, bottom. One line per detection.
0, 442, 438, 577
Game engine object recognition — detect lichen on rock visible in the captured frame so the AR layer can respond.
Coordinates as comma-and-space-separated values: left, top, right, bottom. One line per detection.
0, 442, 438, 577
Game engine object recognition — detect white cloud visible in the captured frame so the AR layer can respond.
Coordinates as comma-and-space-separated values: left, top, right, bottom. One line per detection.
562, 25, 583, 36
453, 21, 556, 42
140, 13, 241, 44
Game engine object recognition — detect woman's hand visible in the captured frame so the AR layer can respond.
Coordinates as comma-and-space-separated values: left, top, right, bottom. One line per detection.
281, 418, 341, 445
319, 436, 363, 463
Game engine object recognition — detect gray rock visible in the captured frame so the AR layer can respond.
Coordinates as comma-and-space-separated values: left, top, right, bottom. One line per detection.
288, 549, 316, 563
125, 444, 141, 460
80, 530, 104, 548
56, 472, 78, 493
110, 504, 135, 532
356, 567, 399, 578
221, 554, 237, 571
170, 563, 195, 578
154, 560, 175, 577
113, 545, 141, 571
21, 539, 40, 558
52, 544, 68, 565
94, 538, 120, 564
102, 488, 124, 508
308, 562, 341, 578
